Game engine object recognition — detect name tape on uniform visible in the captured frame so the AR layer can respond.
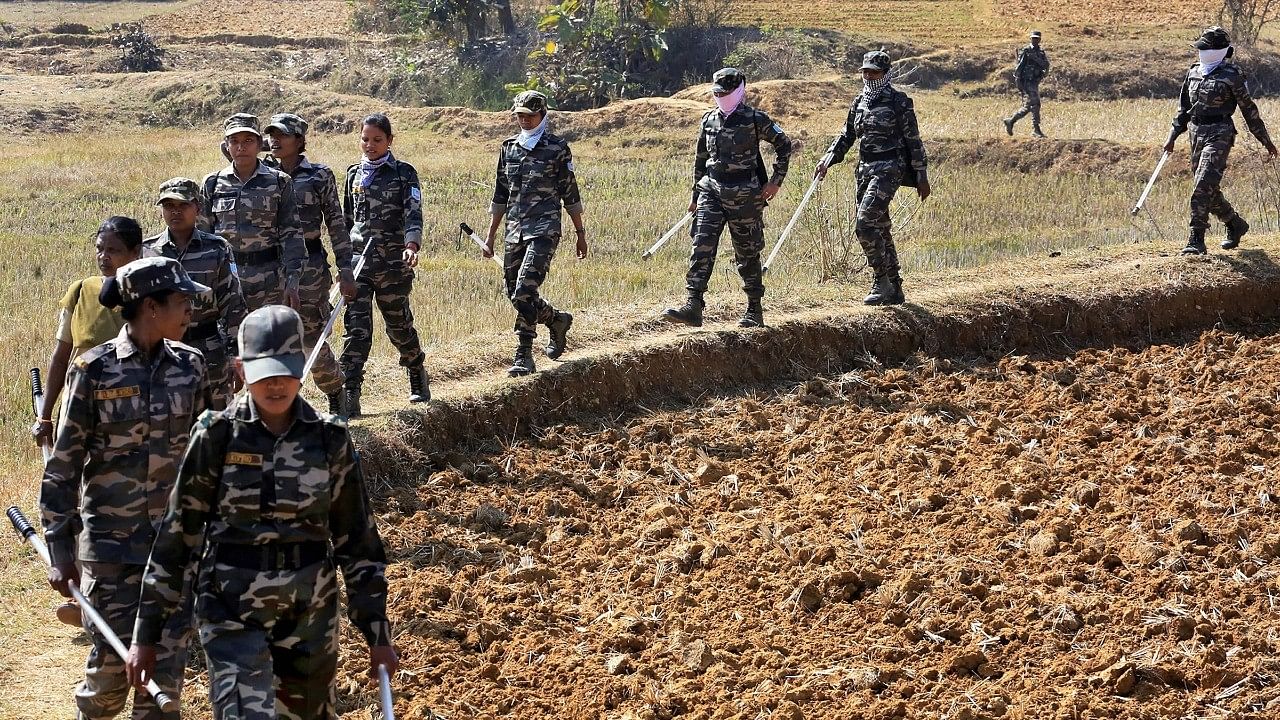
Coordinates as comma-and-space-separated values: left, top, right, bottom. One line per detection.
95, 386, 141, 400
227, 452, 264, 466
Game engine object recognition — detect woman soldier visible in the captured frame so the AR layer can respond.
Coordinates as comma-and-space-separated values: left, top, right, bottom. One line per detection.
663, 68, 791, 329
339, 113, 430, 416
265, 113, 357, 415
815, 50, 931, 306
483, 90, 587, 376
40, 256, 211, 720
127, 305, 398, 720
144, 178, 248, 410
200, 113, 306, 313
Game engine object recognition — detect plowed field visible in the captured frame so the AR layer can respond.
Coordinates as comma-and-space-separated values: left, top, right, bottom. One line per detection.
351, 325, 1280, 719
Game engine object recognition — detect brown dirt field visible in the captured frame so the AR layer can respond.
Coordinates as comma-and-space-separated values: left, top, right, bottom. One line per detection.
993, 0, 1213, 29
143, 0, 352, 39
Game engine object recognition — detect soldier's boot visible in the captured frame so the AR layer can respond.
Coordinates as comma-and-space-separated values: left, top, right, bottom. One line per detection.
1181, 227, 1208, 255
737, 298, 764, 328
1002, 117, 1014, 136
407, 365, 431, 403
55, 601, 81, 627
662, 295, 705, 327
1222, 215, 1249, 250
508, 337, 536, 377
888, 276, 906, 305
863, 275, 900, 306
327, 391, 344, 416
1031, 124, 1046, 138
545, 311, 573, 359
344, 385, 362, 418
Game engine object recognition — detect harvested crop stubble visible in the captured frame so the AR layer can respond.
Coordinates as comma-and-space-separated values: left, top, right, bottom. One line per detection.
345, 325, 1280, 719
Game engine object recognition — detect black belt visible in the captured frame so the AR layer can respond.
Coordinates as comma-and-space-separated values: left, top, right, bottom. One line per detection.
234, 246, 281, 266
184, 321, 220, 342
860, 148, 902, 163
1192, 114, 1230, 125
214, 541, 328, 572
710, 169, 756, 184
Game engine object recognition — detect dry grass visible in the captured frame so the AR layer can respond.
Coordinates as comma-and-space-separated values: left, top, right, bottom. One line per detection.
0, 1, 200, 30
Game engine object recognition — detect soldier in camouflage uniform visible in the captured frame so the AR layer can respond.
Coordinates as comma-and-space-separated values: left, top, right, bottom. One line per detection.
340, 113, 430, 415
663, 68, 791, 329
40, 256, 211, 720
145, 178, 248, 410
200, 113, 305, 313
127, 305, 398, 720
1164, 26, 1277, 255
264, 113, 356, 415
484, 90, 587, 376
815, 51, 931, 306
1003, 31, 1050, 138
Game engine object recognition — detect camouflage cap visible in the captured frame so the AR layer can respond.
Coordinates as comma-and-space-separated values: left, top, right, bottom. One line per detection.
116, 256, 209, 303
223, 112, 261, 138
711, 67, 745, 94
860, 51, 891, 72
265, 112, 308, 137
238, 305, 305, 383
511, 90, 548, 115
155, 177, 199, 205
1193, 26, 1231, 50
1030, 30, 1042, 39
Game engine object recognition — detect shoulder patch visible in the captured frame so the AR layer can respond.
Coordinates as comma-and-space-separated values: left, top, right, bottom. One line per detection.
410, 186, 422, 201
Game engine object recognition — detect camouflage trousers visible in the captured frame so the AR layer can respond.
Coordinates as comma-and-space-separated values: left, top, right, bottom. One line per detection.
237, 261, 285, 314
340, 260, 424, 387
855, 160, 903, 280
504, 234, 560, 339
296, 257, 344, 395
1010, 81, 1042, 127
1189, 127, 1240, 230
186, 333, 232, 410
686, 183, 766, 299
77, 562, 191, 720
196, 556, 339, 720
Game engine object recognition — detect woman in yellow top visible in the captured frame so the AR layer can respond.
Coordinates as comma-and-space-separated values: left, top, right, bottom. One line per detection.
31, 217, 143, 447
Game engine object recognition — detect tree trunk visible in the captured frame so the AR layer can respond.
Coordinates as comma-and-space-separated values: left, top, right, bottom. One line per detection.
496, 0, 516, 35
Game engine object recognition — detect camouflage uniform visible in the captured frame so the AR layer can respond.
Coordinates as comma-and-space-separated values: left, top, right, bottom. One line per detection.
1007, 35, 1050, 135
340, 152, 426, 391
686, 102, 791, 303
1168, 32, 1273, 250
134, 394, 391, 720
143, 226, 247, 408
199, 116, 305, 313
490, 125, 583, 339
825, 55, 928, 300
40, 258, 212, 720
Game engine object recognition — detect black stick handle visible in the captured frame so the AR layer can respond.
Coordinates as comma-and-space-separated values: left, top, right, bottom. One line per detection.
7, 505, 36, 540
459, 222, 474, 236
30, 367, 44, 399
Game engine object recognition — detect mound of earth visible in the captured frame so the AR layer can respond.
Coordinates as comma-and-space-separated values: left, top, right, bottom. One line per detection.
342, 322, 1280, 719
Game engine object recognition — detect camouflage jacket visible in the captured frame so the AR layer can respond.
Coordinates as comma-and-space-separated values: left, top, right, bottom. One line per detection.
1170, 62, 1273, 146
40, 326, 210, 566
143, 229, 248, 352
827, 86, 928, 173
489, 131, 584, 239
1015, 45, 1050, 84
268, 155, 353, 271
343, 155, 424, 271
692, 104, 792, 196
199, 161, 305, 282
133, 395, 390, 647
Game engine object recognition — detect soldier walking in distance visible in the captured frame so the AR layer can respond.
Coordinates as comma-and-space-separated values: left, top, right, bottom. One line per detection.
815, 51, 931, 306
144, 178, 248, 410
1164, 26, 1277, 255
484, 90, 587, 377
1003, 31, 1050, 138
200, 113, 305, 312
340, 113, 431, 414
127, 305, 398, 720
40, 256, 211, 720
663, 67, 792, 328
264, 113, 356, 414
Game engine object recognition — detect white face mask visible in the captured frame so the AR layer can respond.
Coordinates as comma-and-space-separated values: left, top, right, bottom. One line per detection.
1199, 47, 1229, 71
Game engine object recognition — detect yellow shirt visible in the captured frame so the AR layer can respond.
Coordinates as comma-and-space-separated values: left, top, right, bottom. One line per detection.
57, 276, 125, 359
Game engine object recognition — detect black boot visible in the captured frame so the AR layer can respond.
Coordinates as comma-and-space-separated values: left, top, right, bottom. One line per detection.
662, 295, 704, 327
545, 310, 573, 359
408, 365, 431, 403
738, 298, 764, 328
508, 338, 536, 377
327, 391, 344, 416
344, 385, 362, 417
1031, 125, 1046, 138
888, 276, 906, 305
1002, 117, 1014, 136
1222, 215, 1249, 250
1182, 228, 1207, 255
864, 275, 901, 306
